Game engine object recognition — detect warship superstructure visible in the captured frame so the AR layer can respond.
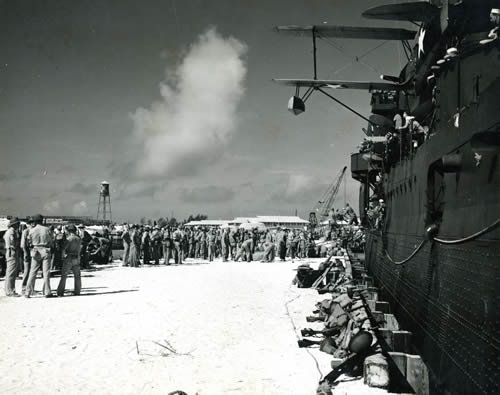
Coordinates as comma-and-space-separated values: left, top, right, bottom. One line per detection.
274, 1, 500, 393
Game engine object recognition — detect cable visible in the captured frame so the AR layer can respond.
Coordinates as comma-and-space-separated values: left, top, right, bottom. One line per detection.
284, 285, 324, 380
382, 217, 500, 264
384, 239, 427, 265
319, 36, 389, 77
433, 218, 500, 245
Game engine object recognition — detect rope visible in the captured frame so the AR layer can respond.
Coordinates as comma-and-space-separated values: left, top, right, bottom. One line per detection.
433, 218, 500, 245
384, 239, 427, 265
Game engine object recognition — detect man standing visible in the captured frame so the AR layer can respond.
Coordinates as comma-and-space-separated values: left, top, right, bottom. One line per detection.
229, 230, 237, 260
57, 224, 81, 297
221, 227, 230, 262
298, 231, 306, 259
172, 227, 183, 264
141, 226, 151, 265
278, 228, 287, 261
199, 228, 207, 260
162, 227, 172, 265
26, 214, 53, 298
53, 225, 66, 271
77, 224, 91, 269
194, 228, 202, 258
150, 226, 161, 265
263, 230, 276, 262
20, 217, 34, 295
207, 228, 216, 262
288, 229, 297, 260
188, 228, 196, 258
3, 217, 21, 297
121, 224, 131, 266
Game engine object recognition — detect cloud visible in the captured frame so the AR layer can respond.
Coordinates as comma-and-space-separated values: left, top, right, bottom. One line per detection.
270, 173, 328, 204
68, 182, 97, 196
114, 182, 160, 200
43, 200, 62, 214
129, 27, 247, 179
179, 185, 235, 204
72, 200, 89, 216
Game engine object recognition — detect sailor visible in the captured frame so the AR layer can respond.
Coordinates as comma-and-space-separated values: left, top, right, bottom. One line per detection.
3, 217, 21, 297
344, 203, 358, 225
298, 231, 306, 259
20, 217, 34, 295
57, 224, 82, 297
121, 224, 131, 266
278, 228, 287, 261
98, 233, 111, 264
241, 237, 253, 262
150, 225, 161, 265
26, 214, 54, 298
287, 229, 297, 259
53, 225, 66, 271
221, 227, 230, 262
141, 226, 151, 265
228, 229, 237, 260
128, 225, 140, 267
188, 228, 196, 258
375, 199, 385, 229
215, 229, 222, 258
182, 228, 190, 259
263, 230, 276, 262
199, 228, 207, 260
102, 228, 113, 263
162, 226, 172, 265
77, 224, 91, 269
172, 227, 183, 264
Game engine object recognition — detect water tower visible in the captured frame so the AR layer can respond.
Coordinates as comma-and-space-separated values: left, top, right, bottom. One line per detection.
96, 181, 112, 223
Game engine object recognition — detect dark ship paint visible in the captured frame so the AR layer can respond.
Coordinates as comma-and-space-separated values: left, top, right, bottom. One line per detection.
275, 1, 500, 394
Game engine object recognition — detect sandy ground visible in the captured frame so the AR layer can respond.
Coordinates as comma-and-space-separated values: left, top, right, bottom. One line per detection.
0, 257, 339, 395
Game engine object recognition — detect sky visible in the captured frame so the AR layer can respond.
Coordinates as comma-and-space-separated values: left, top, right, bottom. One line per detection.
0, 0, 413, 222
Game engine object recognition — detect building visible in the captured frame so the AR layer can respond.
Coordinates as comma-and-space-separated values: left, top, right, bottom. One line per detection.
183, 219, 231, 228
185, 215, 309, 230
254, 215, 309, 229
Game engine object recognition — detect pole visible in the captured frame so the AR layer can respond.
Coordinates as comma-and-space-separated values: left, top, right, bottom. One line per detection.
103, 195, 107, 221
312, 28, 317, 80
317, 88, 375, 125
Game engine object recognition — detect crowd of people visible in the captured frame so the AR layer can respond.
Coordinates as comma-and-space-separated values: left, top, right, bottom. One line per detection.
2, 214, 85, 298
2, 204, 365, 298
119, 224, 318, 267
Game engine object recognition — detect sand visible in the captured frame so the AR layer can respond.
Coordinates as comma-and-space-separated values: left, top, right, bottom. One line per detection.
0, 258, 338, 395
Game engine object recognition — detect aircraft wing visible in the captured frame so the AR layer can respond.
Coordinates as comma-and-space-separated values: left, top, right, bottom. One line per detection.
362, 2, 439, 22
275, 25, 417, 41
273, 78, 404, 91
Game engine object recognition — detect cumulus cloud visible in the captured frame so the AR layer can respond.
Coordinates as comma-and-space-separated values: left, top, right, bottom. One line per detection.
114, 182, 160, 200
43, 200, 62, 214
179, 185, 235, 204
68, 182, 97, 196
270, 173, 328, 204
72, 200, 89, 215
130, 28, 247, 178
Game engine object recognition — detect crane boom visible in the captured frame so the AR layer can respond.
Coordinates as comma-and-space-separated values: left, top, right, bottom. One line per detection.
310, 166, 348, 227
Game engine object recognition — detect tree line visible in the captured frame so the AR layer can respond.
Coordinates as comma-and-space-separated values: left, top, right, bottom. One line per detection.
138, 214, 208, 228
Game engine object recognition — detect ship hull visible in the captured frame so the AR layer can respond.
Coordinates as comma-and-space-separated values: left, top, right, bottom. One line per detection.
363, 42, 500, 394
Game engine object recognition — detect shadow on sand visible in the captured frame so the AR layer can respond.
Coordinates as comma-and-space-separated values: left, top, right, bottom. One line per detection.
78, 288, 139, 297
